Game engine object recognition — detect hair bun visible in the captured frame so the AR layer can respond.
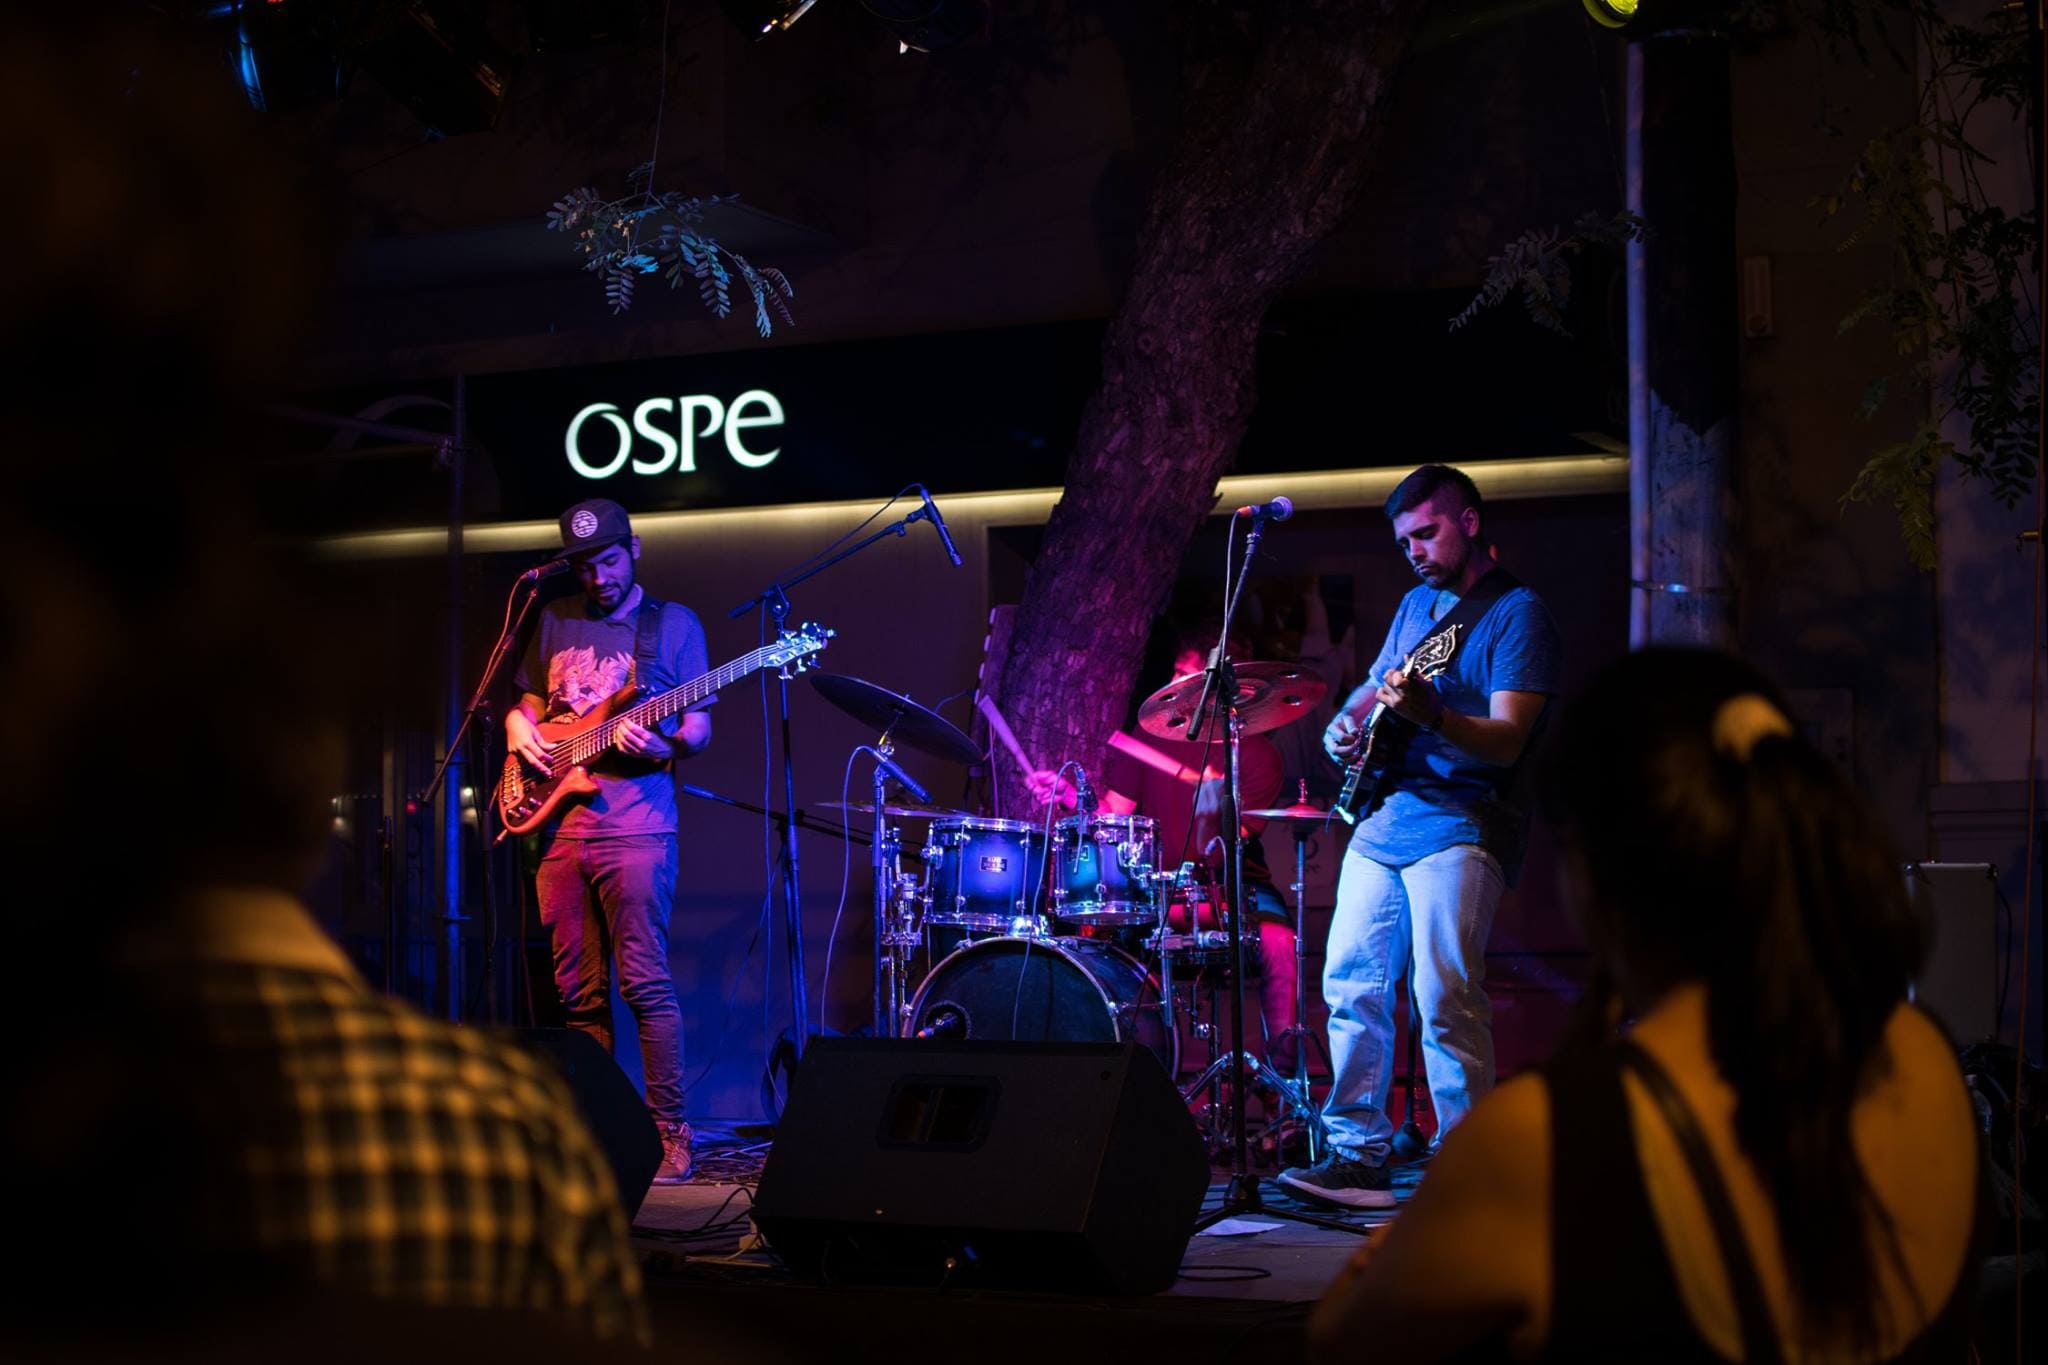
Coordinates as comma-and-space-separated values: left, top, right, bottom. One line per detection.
1712, 692, 1794, 761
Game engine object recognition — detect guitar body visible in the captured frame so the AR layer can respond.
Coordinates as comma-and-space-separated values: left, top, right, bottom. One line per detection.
493, 622, 835, 840
498, 685, 641, 837
1331, 625, 1462, 827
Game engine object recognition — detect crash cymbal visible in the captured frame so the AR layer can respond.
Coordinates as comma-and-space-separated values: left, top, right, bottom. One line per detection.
807, 672, 981, 766
1241, 802, 1332, 823
816, 800, 968, 821
1136, 661, 1327, 740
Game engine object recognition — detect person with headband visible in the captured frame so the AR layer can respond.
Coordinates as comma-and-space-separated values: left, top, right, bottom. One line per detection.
1306, 647, 1980, 1363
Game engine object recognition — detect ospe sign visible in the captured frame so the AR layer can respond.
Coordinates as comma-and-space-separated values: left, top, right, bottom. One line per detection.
565, 389, 784, 479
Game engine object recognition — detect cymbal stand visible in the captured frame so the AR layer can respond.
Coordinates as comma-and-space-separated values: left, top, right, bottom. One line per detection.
1187, 514, 1365, 1237
860, 727, 925, 1039
1277, 801, 1334, 1162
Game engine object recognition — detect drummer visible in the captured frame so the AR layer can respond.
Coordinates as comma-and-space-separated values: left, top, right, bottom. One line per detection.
1026, 627, 1301, 1070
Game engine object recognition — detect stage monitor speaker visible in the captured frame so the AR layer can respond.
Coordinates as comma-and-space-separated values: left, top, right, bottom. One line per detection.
753, 1038, 1209, 1296
511, 1028, 661, 1220
1906, 862, 2001, 1043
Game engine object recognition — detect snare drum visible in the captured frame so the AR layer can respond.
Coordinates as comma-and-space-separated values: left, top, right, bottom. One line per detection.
921, 816, 1047, 931
1050, 812, 1158, 926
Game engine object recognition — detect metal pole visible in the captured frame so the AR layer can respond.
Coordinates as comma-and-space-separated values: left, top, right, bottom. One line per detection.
1626, 38, 1651, 650
441, 375, 469, 1022
1629, 30, 1740, 647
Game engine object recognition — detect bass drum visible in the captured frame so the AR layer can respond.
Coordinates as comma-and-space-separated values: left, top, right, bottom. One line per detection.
907, 937, 1178, 1078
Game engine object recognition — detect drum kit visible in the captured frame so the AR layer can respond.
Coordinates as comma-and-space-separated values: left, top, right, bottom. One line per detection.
808, 662, 1338, 1164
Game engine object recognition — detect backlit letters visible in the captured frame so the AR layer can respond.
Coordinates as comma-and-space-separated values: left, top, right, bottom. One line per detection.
566, 388, 786, 480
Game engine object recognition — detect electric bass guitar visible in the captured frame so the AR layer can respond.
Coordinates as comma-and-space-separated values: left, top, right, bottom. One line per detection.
497, 622, 833, 837
1330, 625, 1461, 826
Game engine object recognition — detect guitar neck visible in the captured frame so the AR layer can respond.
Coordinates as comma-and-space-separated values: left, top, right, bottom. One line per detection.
567, 647, 779, 765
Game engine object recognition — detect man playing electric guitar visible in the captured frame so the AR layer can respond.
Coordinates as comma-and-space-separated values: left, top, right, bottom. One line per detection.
507, 498, 713, 1185
1279, 465, 1561, 1210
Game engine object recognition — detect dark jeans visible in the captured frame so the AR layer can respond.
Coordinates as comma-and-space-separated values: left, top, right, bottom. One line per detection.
535, 833, 684, 1123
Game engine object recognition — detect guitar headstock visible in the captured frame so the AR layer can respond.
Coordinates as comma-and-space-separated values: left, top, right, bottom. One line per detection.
772, 621, 834, 677
1409, 623, 1461, 679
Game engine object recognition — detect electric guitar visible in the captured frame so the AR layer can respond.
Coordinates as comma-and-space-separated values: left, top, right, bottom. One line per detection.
497, 622, 833, 836
1330, 625, 1461, 826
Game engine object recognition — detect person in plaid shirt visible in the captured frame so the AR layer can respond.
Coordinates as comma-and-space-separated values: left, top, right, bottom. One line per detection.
122, 890, 650, 1345
0, 22, 649, 1346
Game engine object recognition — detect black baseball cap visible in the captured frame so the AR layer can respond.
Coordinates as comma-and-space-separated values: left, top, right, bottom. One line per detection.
559, 497, 632, 556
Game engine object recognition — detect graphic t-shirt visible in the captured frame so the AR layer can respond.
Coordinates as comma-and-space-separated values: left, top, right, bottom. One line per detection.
1349, 583, 1562, 880
512, 592, 713, 839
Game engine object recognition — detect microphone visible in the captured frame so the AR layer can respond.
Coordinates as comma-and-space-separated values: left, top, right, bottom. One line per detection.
519, 557, 572, 583
1234, 495, 1294, 522
917, 485, 964, 567
874, 751, 931, 804
915, 1005, 966, 1040
1073, 766, 1099, 816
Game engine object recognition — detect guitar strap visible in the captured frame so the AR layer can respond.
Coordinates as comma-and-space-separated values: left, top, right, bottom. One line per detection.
1391, 565, 1520, 680
633, 594, 669, 708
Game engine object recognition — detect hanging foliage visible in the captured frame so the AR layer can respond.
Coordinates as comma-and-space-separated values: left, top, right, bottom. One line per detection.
1450, 210, 1650, 337
547, 164, 795, 333
1819, 0, 2038, 569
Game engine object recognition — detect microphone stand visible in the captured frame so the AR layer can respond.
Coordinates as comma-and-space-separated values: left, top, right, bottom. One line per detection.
1189, 513, 1366, 1237
412, 572, 547, 1022
727, 495, 943, 1071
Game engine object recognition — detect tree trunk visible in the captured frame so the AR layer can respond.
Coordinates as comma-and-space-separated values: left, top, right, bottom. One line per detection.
995, 0, 1427, 813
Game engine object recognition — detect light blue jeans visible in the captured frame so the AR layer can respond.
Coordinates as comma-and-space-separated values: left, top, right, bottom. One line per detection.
1321, 843, 1504, 1163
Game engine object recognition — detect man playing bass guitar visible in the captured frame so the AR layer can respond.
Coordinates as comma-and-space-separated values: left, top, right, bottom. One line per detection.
507, 497, 714, 1185
1278, 465, 1561, 1210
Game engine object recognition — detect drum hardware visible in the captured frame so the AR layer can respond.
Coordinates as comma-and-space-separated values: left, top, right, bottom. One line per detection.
1241, 780, 1338, 1165
1156, 507, 1358, 1236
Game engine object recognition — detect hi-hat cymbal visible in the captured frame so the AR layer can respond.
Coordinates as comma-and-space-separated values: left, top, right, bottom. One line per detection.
816, 800, 967, 821
1241, 802, 1333, 823
807, 673, 981, 766
1136, 662, 1327, 740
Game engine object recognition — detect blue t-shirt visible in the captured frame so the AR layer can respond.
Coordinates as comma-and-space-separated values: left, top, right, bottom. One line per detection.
1349, 582, 1562, 880
513, 590, 713, 840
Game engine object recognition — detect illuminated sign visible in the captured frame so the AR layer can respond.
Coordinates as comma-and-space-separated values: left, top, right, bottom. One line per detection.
566, 389, 784, 479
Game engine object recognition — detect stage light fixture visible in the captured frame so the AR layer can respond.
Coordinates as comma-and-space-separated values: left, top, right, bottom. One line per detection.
863, 0, 988, 52
228, 0, 347, 114
1582, 0, 1640, 27
718, 0, 824, 40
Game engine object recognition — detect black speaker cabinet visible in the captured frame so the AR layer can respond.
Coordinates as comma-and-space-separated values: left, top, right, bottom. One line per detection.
511, 1027, 661, 1219
753, 1039, 1210, 1295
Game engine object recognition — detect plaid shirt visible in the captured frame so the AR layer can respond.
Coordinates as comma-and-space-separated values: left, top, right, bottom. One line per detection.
131, 892, 648, 1344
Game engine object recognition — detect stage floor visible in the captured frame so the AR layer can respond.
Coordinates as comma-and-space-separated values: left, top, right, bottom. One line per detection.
628, 1143, 1423, 1362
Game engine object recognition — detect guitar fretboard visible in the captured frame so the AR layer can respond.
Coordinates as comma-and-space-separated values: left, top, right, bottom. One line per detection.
561, 643, 796, 767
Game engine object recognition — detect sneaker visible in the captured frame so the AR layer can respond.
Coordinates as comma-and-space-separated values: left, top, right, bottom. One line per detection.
652, 1120, 693, 1185
1276, 1152, 1395, 1209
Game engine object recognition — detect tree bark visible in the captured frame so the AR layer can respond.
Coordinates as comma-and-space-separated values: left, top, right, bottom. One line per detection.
995, 0, 1428, 812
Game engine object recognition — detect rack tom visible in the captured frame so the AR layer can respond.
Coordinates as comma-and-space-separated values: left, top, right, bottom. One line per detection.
1050, 812, 1159, 926
920, 816, 1047, 932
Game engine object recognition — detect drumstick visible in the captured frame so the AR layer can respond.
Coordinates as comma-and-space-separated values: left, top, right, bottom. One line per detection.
976, 693, 1038, 774
1106, 730, 1213, 786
